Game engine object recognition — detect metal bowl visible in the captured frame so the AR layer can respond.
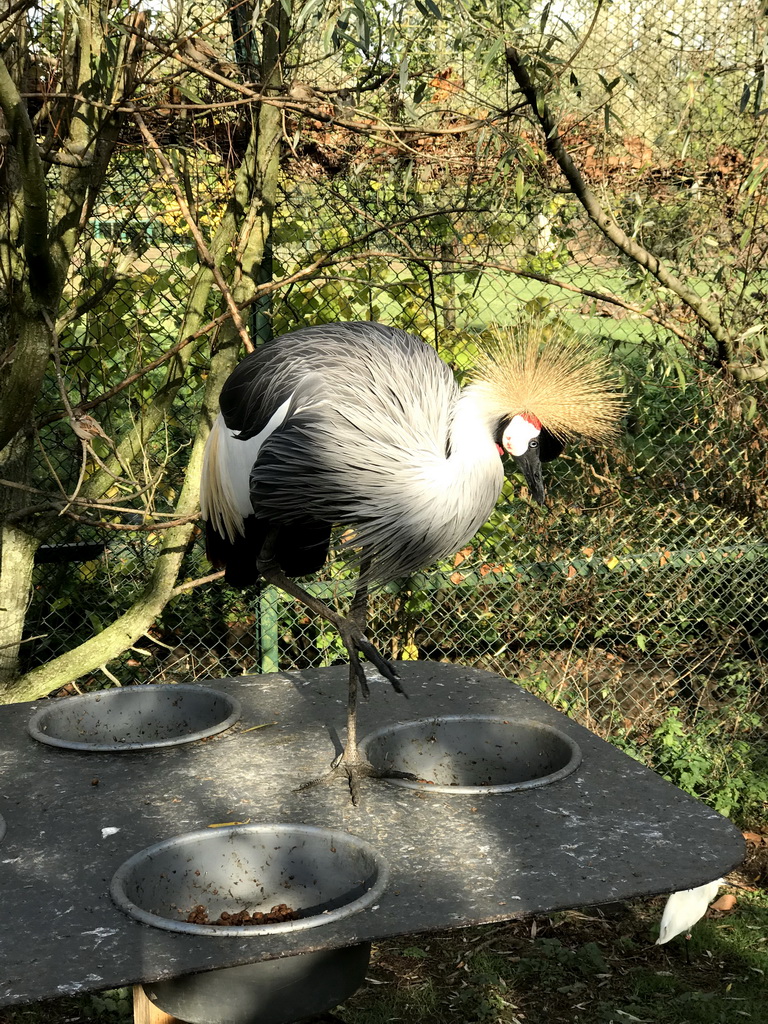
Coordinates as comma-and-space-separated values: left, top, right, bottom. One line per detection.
360, 715, 582, 794
27, 684, 241, 752
113, 824, 389, 1024
141, 944, 371, 1024
110, 823, 389, 937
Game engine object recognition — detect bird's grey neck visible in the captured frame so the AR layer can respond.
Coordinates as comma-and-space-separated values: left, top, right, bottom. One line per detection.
343, 385, 505, 584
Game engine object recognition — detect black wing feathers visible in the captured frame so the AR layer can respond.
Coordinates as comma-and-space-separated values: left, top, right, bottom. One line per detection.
206, 516, 332, 587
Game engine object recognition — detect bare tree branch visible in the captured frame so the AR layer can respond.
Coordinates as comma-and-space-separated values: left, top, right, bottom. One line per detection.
60, 511, 200, 531
505, 46, 735, 368
171, 571, 225, 596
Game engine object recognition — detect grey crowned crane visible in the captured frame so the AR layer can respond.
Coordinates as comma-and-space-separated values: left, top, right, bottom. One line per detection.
200, 319, 622, 801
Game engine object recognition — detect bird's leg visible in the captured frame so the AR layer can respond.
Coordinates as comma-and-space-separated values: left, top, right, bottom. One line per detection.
259, 546, 415, 804
321, 572, 379, 804
256, 535, 403, 695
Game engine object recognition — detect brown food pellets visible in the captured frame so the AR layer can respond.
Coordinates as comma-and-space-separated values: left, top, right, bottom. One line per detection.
185, 903, 298, 926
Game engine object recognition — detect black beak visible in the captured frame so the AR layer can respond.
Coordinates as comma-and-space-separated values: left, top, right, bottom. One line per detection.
514, 449, 546, 505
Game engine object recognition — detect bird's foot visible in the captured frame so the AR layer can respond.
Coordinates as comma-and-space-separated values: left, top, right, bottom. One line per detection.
341, 628, 406, 700
356, 637, 406, 695
297, 747, 416, 806
255, 556, 405, 699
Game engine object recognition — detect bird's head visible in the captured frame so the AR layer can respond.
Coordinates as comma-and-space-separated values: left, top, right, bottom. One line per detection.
497, 412, 562, 505
472, 320, 625, 505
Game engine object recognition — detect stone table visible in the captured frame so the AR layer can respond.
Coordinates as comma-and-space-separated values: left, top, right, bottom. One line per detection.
0, 662, 744, 1008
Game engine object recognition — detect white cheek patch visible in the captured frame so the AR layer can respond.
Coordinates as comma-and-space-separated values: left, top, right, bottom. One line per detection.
503, 415, 540, 456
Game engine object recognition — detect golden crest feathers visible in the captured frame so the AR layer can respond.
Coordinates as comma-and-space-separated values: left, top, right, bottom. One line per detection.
469, 318, 625, 442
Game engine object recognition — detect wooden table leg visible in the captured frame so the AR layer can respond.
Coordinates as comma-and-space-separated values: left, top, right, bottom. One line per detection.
133, 984, 183, 1024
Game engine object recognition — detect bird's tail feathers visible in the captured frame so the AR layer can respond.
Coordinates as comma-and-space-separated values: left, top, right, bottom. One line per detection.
273, 520, 333, 578
205, 517, 266, 589
200, 414, 245, 544
205, 514, 332, 587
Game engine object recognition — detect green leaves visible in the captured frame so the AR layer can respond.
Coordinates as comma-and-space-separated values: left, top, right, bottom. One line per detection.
328, 1, 372, 56
414, 0, 444, 20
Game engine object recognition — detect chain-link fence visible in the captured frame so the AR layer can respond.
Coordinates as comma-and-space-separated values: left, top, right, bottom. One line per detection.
19, 0, 768, 823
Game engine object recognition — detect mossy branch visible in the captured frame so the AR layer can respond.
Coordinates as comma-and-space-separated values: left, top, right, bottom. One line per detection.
0, 345, 235, 704
0, 57, 58, 301
1, 1, 289, 699
0, 57, 59, 454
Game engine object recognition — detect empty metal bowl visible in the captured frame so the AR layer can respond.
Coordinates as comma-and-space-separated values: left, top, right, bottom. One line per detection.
28, 684, 241, 751
110, 823, 389, 936
359, 715, 582, 794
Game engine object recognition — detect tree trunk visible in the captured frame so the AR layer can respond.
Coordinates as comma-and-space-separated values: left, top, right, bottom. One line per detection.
0, 5, 144, 697
0, 525, 40, 687
1, 338, 238, 703
0, 430, 40, 687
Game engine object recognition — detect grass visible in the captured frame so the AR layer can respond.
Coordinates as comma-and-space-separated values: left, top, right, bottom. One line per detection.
300, 248, 665, 345
2, 887, 766, 1024
337, 893, 768, 1024
462, 266, 665, 347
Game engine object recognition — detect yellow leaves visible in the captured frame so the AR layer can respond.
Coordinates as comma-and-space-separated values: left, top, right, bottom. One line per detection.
76, 560, 102, 582
563, 550, 623, 577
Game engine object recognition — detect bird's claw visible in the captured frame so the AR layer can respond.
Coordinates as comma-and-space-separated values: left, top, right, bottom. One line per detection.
298, 753, 418, 805
356, 638, 405, 695
347, 650, 371, 699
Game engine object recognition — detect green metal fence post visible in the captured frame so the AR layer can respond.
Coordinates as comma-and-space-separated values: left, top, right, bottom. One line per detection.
259, 585, 280, 674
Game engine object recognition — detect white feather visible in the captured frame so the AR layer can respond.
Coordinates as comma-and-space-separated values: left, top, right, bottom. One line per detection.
656, 878, 723, 944
200, 398, 292, 542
